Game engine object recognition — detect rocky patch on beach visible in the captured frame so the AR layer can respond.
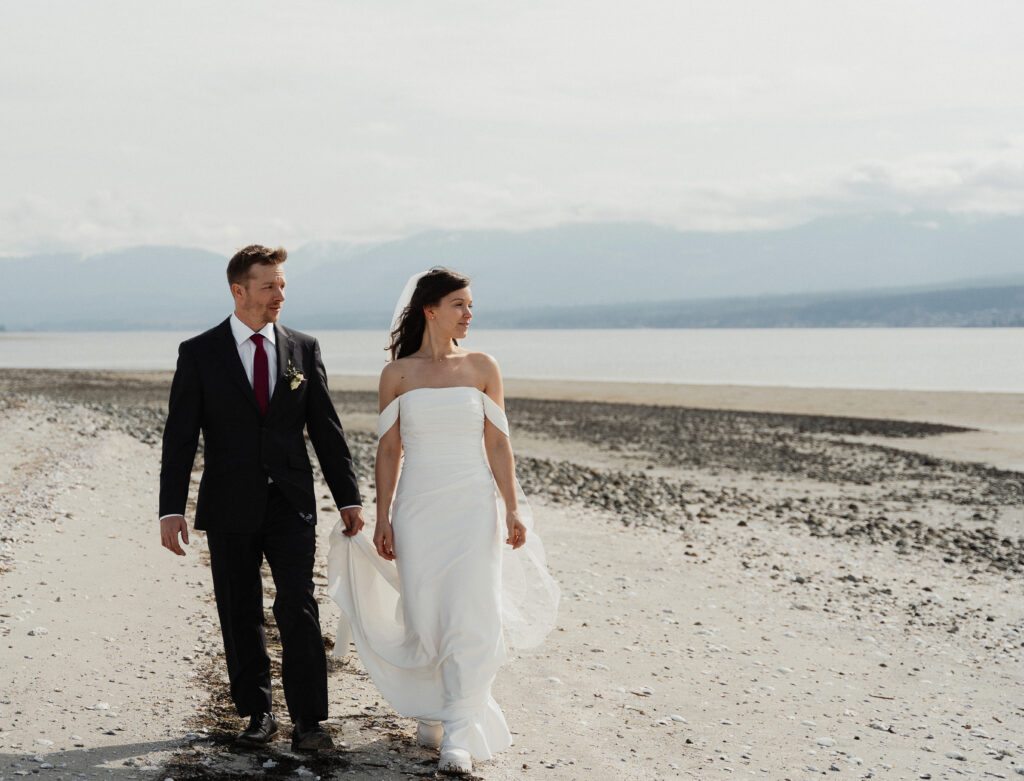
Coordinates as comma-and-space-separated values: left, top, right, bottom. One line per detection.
4, 372, 1021, 577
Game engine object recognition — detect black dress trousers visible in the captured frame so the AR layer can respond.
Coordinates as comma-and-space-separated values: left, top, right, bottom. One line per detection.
206, 484, 328, 723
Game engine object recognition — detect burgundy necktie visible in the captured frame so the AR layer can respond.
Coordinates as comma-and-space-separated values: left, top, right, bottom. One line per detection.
251, 333, 269, 415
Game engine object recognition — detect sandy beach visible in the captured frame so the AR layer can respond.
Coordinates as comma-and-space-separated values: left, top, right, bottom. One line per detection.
1, 369, 1022, 780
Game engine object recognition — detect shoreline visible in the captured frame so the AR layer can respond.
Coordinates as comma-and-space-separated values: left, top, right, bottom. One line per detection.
18, 368, 1024, 428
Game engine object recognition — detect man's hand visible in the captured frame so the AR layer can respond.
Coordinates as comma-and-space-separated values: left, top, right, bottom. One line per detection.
160, 515, 190, 556
340, 506, 365, 537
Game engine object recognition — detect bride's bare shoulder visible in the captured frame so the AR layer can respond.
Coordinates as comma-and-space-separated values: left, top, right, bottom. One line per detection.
463, 351, 502, 388
463, 350, 499, 367
379, 359, 414, 406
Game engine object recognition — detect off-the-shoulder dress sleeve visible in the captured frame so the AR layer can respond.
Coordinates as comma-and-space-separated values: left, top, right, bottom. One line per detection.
377, 396, 401, 439
480, 393, 509, 436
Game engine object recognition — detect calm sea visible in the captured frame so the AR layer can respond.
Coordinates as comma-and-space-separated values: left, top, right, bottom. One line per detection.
0, 328, 1021, 393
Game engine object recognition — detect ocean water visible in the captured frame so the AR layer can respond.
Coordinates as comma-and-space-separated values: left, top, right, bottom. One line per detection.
0, 328, 1021, 393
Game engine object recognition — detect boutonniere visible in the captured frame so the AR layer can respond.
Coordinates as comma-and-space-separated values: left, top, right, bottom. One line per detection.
284, 359, 306, 391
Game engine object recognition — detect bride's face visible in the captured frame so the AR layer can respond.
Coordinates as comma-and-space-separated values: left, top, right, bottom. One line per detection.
427, 286, 473, 339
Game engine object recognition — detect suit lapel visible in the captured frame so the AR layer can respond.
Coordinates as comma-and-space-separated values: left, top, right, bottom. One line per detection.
216, 319, 262, 414
268, 324, 295, 412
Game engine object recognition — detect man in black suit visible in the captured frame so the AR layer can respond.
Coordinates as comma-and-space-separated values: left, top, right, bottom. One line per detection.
159, 244, 364, 751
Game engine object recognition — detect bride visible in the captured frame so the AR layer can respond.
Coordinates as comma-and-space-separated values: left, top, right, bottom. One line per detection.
326, 268, 560, 775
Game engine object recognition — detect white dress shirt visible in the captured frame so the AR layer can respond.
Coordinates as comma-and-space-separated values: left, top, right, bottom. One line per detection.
160, 314, 360, 519
230, 313, 277, 397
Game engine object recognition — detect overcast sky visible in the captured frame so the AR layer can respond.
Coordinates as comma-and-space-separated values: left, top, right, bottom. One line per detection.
2, 0, 1023, 255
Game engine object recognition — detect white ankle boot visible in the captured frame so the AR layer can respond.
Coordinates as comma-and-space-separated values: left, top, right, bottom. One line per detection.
438, 746, 473, 775
416, 719, 443, 749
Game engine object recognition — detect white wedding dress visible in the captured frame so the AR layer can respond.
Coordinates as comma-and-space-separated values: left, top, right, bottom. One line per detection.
326, 386, 559, 760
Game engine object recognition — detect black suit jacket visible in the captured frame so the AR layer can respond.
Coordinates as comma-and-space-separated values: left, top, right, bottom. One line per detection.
159, 318, 361, 533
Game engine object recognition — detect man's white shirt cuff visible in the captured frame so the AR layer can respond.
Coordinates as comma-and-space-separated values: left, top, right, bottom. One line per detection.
160, 506, 361, 521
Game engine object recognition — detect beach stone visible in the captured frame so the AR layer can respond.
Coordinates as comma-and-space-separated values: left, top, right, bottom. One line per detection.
945, 750, 966, 760
816, 737, 836, 747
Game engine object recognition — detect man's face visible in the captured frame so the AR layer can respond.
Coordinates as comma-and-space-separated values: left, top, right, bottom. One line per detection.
233, 263, 286, 328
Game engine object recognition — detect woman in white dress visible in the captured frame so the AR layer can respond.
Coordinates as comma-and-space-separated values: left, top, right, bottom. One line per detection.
327, 268, 559, 776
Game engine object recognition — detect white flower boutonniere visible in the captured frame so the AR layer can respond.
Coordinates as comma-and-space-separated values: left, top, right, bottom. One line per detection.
285, 359, 306, 391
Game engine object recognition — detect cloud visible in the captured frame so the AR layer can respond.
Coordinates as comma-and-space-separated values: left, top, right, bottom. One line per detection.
4, 139, 1024, 255
4, 2, 1024, 252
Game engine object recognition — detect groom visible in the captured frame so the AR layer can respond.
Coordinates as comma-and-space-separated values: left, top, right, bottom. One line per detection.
159, 244, 364, 751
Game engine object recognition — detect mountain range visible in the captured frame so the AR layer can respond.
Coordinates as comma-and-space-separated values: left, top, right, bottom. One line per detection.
4, 213, 1024, 330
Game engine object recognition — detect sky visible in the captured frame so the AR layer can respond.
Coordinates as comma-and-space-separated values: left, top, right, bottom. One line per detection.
2, 0, 1024, 255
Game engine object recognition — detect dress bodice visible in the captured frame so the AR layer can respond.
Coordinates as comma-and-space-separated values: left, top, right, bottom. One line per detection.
377, 386, 510, 463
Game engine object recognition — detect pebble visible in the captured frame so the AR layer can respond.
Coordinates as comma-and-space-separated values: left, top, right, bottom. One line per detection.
816, 737, 836, 747
27, 627, 48, 636
945, 750, 966, 761
547, 677, 563, 685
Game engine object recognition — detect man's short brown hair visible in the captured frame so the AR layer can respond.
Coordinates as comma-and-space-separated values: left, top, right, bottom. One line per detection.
226, 245, 287, 287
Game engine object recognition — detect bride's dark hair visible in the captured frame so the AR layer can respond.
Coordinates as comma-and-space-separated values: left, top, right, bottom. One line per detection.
387, 267, 471, 360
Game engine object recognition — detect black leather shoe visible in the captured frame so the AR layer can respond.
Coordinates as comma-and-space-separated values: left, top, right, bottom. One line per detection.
291, 721, 334, 752
235, 712, 279, 747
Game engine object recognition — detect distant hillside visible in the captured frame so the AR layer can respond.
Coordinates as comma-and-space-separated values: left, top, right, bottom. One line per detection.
485, 284, 1024, 328
1, 246, 229, 330
4, 213, 1024, 329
